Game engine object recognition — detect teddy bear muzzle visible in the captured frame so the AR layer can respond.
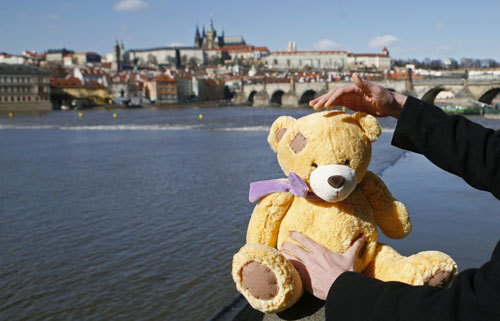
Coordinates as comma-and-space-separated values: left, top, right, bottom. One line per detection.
309, 164, 357, 202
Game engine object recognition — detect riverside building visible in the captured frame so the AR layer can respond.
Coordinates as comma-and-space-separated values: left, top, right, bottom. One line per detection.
0, 64, 51, 112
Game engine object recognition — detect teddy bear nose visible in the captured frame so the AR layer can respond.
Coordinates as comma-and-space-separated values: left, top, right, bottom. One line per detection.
328, 175, 345, 189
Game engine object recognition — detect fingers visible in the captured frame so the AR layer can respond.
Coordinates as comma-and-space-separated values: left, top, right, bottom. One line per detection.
281, 240, 311, 260
352, 73, 364, 90
324, 88, 345, 108
345, 234, 366, 259
353, 73, 378, 97
289, 231, 327, 253
309, 90, 335, 110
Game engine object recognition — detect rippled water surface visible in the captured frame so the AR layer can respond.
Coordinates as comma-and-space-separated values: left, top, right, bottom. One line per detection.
1, 106, 499, 320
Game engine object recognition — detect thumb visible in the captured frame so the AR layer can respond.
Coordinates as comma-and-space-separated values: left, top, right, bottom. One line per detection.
352, 73, 376, 96
345, 235, 366, 259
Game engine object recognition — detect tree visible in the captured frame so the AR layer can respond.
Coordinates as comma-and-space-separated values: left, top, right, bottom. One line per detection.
41, 61, 68, 78
147, 54, 158, 65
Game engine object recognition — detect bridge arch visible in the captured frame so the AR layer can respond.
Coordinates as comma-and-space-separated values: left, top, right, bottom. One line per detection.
421, 87, 446, 104
478, 87, 500, 104
270, 90, 285, 106
248, 90, 257, 104
298, 90, 317, 105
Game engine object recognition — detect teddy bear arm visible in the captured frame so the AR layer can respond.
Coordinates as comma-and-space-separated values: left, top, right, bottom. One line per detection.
360, 171, 412, 239
246, 192, 294, 247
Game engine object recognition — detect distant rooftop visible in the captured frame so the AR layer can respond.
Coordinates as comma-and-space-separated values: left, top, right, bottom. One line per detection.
130, 46, 201, 53
47, 48, 74, 54
223, 36, 245, 45
0, 63, 49, 75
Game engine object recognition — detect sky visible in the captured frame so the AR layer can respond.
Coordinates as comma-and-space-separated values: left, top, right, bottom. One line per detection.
1, 0, 500, 61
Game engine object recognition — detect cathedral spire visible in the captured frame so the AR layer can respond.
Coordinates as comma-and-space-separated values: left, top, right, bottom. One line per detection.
208, 14, 214, 32
195, 24, 201, 48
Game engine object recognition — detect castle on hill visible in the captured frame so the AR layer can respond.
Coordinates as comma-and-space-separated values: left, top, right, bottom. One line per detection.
194, 16, 246, 50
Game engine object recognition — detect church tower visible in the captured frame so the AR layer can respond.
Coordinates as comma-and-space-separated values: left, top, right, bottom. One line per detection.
206, 15, 216, 49
114, 39, 122, 72
194, 25, 201, 48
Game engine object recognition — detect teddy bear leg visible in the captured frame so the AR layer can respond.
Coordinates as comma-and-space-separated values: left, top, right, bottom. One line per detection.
232, 243, 303, 313
407, 251, 457, 288
364, 243, 457, 287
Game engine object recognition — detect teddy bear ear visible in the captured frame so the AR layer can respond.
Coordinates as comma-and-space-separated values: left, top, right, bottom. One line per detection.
352, 112, 381, 142
267, 116, 296, 152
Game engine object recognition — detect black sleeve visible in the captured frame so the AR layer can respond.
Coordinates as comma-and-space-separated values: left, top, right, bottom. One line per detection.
326, 251, 500, 321
391, 96, 500, 200
325, 97, 500, 320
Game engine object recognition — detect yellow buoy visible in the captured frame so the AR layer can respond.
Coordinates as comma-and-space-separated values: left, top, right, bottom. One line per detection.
113, 113, 117, 119
78, 112, 83, 118
199, 113, 203, 120
8, 112, 13, 118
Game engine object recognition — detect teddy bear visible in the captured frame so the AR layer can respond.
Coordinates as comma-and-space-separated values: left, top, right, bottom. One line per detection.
232, 110, 457, 313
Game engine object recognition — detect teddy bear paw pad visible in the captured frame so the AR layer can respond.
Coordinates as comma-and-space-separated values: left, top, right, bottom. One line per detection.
425, 270, 452, 288
242, 261, 278, 300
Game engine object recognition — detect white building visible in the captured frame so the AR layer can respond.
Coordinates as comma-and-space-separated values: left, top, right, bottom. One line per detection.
347, 48, 391, 71
128, 47, 205, 66
265, 47, 391, 71
265, 51, 349, 70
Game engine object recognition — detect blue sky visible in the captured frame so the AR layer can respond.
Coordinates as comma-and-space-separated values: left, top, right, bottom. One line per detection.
1, 0, 500, 60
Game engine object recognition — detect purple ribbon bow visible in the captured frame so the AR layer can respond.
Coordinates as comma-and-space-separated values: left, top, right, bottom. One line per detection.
249, 172, 322, 202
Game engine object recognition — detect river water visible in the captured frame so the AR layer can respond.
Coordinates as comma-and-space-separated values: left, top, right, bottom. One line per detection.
1, 106, 499, 320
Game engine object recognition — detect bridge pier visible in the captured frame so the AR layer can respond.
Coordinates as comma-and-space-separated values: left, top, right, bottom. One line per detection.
233, 92, 248, 105
252, 90, 270, 107
282, 91, 299, 108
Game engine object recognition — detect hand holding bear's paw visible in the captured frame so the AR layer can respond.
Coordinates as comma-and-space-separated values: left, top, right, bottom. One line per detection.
280, 232, 366, 301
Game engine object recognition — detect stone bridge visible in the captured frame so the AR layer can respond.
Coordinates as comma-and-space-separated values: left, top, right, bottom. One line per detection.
233, 77, 500, 107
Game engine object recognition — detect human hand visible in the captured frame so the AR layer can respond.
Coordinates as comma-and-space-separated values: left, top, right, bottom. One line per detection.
309, 73, 407, 119
280, 232, 366, 301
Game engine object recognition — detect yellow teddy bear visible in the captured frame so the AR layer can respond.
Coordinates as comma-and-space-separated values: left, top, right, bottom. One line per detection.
232, 110, 457, 313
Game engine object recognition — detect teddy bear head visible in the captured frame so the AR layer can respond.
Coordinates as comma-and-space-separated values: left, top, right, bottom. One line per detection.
268, 111, 381, 202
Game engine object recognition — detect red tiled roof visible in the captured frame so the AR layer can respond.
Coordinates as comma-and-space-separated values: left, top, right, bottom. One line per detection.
50, 77, 82, 88
219, 45, 270, 53
51, 77, 106, 88
349, 53, 388, 57
152, 73, 176, 82
80, 68, 105, 76
272, 51, 348, 55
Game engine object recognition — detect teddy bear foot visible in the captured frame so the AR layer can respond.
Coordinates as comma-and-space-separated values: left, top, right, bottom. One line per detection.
241, 260, 279, 300
408, 250, 457, 288
232, 243, 303, 313
425, 270, 453, 288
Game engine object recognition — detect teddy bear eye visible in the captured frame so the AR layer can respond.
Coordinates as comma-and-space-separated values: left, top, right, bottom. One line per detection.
344, 159, 350, 166
312, 162, 318, 168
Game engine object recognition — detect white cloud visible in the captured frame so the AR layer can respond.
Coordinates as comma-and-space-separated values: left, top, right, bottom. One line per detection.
48, 13, 60, 19
120, 25, 129, 31
437, 23, 445, 29
313, 39, 341, 51
369, 35, 399, 48
168, 42, 185, 47
114, 0, 149, 12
